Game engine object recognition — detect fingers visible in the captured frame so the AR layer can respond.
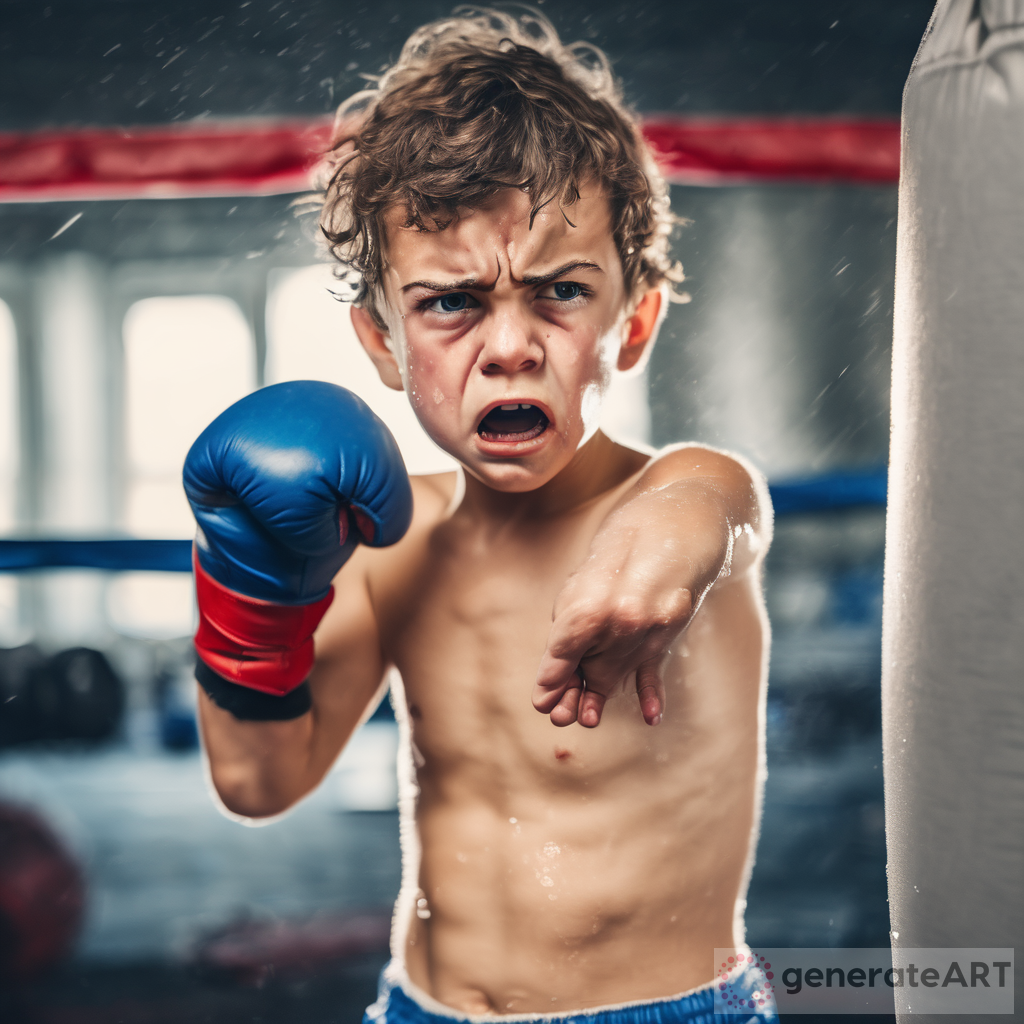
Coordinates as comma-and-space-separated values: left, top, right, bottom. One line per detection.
534, 604, 602, 717
635, 658, 666, 726
538, 660, 662, 729
549, 673, 583, 728
533, 650, 585, 715
578, 687, 607, 729
536, 619, 620, 728
537, 588, 680, 728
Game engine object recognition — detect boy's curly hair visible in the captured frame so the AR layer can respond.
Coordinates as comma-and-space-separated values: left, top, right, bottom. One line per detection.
317, 6, 680, 329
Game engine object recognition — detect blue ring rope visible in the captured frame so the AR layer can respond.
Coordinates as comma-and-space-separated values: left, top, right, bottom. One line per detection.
0, 538, 192, 572
0, 468, 887, 572
768, 466, 888, 517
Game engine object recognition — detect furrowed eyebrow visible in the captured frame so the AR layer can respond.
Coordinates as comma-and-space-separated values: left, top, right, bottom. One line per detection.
400, 260, 603, 294
519, 260, 603, 286
401, 277, 495, 294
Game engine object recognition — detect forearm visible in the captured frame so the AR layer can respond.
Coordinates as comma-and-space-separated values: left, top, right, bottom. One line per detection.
198, 687, 318, 818
197, 590, 389, 818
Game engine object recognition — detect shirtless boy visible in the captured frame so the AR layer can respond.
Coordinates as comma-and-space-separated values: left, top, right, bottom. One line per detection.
184, 9, 772, 1022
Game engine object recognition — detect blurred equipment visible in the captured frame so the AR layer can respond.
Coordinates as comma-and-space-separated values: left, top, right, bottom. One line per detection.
0, 801, 85, 980
153, 645, 200, 752
0, 644, 48, 746
885, 0, 1024, 990
194, 909, 391, 986
0, 644, 124, 746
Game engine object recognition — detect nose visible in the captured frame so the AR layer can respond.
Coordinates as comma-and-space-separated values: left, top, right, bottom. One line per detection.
477, 307, 544, 377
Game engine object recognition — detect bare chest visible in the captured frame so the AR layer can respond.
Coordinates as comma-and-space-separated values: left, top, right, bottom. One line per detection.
378, 512, 597, 734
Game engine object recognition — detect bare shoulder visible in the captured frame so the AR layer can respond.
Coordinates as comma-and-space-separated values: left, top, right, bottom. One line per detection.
652, 445, 767, 511
370, 470, 457, 567
639, 443, 773, 572
318, 471, 459, 653
329, 471, 456, 588
409, 471, 459, 524
644, 442, 762, 488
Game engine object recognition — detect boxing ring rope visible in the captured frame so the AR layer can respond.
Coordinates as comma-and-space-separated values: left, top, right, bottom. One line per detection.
0, 117, 901, 201
0, 539, 192, 573
0, 468, 887, 572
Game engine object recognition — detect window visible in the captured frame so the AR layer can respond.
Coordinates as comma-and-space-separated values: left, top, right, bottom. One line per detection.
0, 299, 17, 533
109, 296, 255, 637
0, 300, 18, 643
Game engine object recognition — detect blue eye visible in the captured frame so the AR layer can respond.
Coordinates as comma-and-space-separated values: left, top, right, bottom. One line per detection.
550, 282, 583, 301
429, 292, 476, 313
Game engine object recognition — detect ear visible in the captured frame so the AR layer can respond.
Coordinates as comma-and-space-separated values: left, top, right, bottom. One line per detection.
351, 305, 404, 392
617, 288, 663, 372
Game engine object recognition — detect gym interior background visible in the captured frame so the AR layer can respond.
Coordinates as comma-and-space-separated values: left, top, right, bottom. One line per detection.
0, 2, 934, 1021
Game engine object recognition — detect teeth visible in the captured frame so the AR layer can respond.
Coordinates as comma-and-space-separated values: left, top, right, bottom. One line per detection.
500, 404, 518, 411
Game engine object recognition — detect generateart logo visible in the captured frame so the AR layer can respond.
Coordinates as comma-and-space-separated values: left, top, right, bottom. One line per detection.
713, 948, 1014, 1014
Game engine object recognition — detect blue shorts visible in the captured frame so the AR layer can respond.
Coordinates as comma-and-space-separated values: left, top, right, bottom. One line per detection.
363, 961, 777, 1024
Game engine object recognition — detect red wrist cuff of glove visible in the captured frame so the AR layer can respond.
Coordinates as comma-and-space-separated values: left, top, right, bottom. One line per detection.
193, 549, 334, 696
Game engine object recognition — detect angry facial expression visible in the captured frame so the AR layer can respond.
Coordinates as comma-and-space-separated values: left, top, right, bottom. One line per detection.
373, 186, 635, 493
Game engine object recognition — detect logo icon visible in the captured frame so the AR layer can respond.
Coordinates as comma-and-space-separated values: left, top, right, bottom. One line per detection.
717, 952, 776, 1013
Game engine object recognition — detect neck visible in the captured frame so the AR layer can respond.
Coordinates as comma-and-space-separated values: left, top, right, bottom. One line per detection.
458, 431, 648, 522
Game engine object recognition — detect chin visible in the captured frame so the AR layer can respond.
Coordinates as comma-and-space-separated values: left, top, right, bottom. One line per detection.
465, 456, 563, 493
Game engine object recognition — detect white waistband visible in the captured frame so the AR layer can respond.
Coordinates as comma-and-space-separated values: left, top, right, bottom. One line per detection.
370, 960, 722, 1024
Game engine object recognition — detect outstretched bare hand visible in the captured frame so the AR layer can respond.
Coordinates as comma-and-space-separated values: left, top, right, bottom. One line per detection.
533, 479, 734, 729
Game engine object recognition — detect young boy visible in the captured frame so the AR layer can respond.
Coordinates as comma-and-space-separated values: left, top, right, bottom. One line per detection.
184, 9, 772, 1022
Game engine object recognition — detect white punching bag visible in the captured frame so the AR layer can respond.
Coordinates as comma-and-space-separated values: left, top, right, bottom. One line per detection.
884, 0, 1024, 1020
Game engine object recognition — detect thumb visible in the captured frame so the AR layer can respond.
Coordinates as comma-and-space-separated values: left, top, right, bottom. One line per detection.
533, 648, 583, 714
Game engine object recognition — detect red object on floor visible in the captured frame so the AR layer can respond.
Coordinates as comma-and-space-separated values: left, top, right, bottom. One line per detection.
0, 801, 85, 980
0, 116, 901, 201
195, 910, 392, 986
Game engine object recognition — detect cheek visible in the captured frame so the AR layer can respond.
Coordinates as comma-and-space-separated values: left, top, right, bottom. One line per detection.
553, 325, 619, 437
559, 324, 615, 391
403, 343, 463, 427
596, 317, 626, 372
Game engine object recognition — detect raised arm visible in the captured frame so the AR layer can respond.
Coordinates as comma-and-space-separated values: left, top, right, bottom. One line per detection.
198, 546, 388, 819
533, 444, 771, 729
184, 381, 412, 819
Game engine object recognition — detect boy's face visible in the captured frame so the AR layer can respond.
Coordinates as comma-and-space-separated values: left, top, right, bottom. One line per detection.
353, 185, 658, 493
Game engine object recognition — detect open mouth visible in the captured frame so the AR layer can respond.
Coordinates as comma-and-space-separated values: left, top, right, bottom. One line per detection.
477, 403, 549, 443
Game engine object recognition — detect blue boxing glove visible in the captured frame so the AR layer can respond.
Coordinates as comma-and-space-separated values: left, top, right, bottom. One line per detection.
183, 381, 412, 720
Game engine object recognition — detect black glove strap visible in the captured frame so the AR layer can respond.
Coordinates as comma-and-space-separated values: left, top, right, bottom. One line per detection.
195, 659, 312, 722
